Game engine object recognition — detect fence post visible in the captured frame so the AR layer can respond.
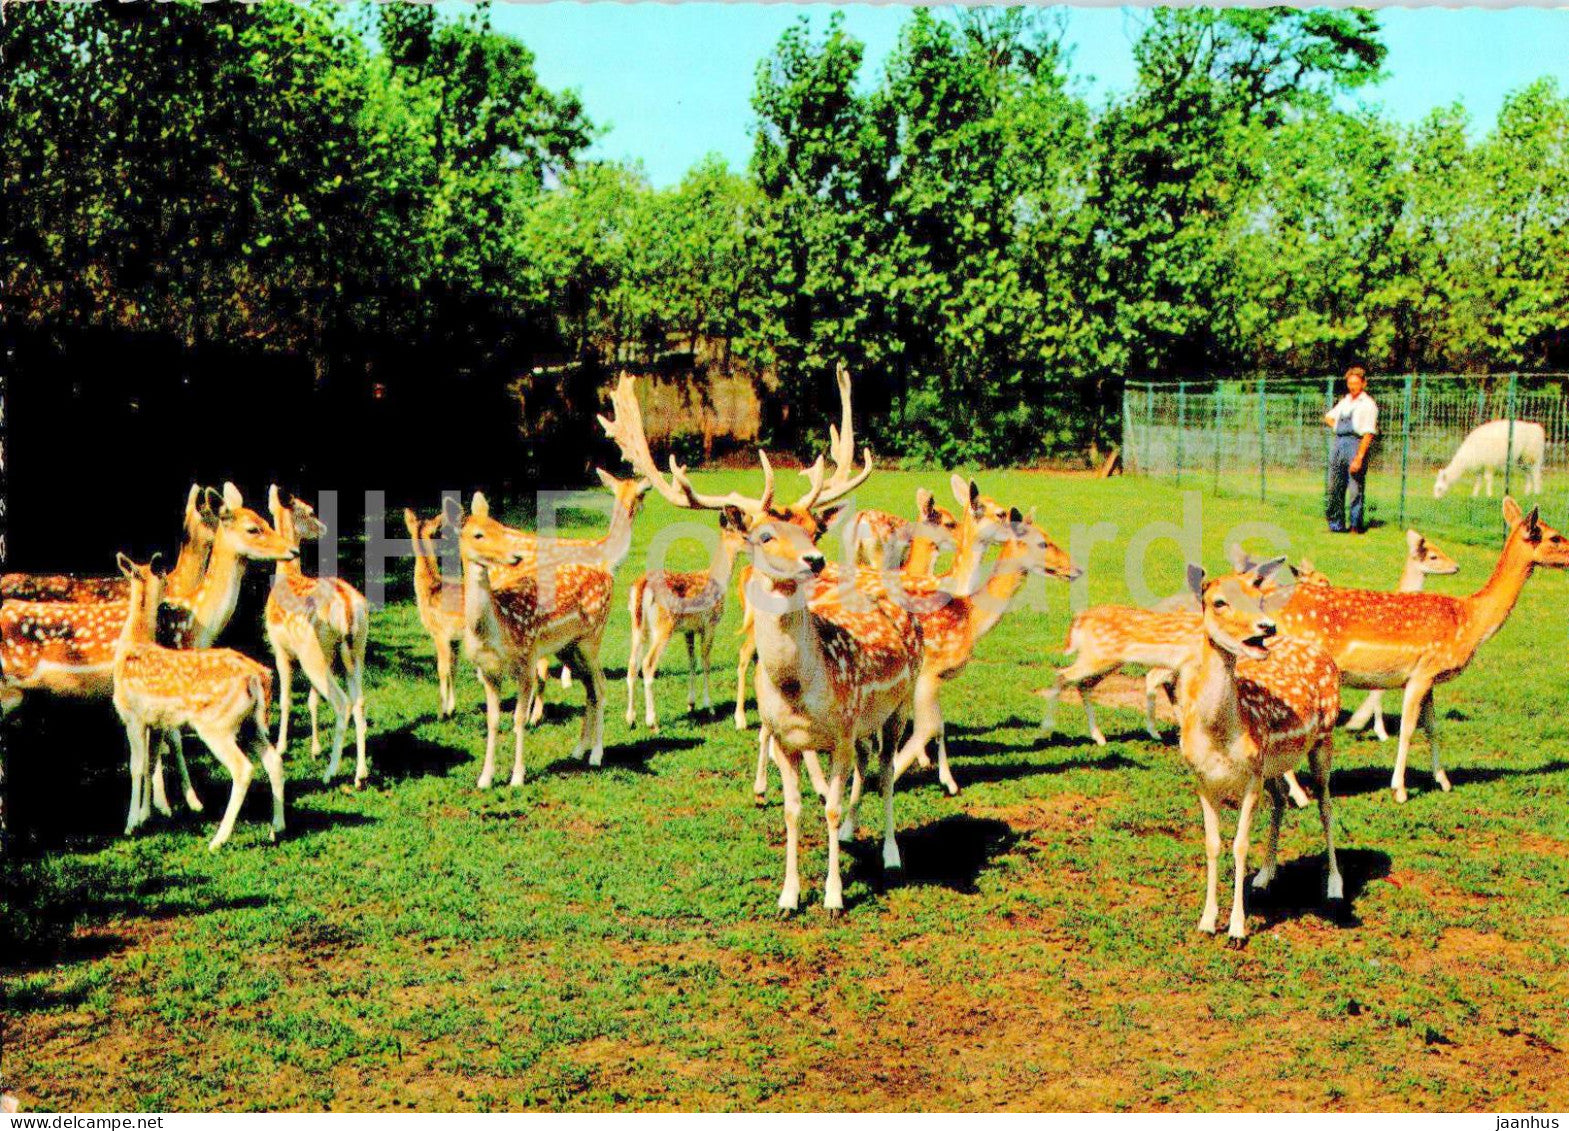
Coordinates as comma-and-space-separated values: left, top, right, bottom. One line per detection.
1505, 374, 1518, 498
1176, 380, 1186, 487
1122, 385, 1132, 472
1399, 373, 1414, 526
1324, 375, 1335, 512
1146, 386, 1155, 474
1257, 375, 1267, 503
1477, 380, 1487, 430
1212, 385, 1222, 496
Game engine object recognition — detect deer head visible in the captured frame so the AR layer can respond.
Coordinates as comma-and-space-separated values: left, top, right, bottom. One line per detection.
1187, 558, 1295, 662
1503, 497, 1569, 568
1406, 529, 1459, 576
206, 483, 297, 563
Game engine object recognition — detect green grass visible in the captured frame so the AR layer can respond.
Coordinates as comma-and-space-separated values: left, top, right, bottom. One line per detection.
4, 471, 1569, 1111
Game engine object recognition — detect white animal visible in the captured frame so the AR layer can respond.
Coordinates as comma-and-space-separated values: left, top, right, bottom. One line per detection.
1433, 419, 1544, 499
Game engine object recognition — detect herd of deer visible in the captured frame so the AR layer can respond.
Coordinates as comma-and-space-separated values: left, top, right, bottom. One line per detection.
4, 368, 1565, 941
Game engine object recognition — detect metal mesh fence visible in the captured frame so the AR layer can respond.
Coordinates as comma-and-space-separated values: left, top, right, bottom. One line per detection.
1122, 373, 1569, 543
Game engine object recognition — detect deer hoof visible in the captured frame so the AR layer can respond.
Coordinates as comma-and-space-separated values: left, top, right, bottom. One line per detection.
1393, 786, 1408, 804
942, 780, 961, 797
1435, 771, 1453, 792
824, 907, 844, 921
1225, 933, 1248, 951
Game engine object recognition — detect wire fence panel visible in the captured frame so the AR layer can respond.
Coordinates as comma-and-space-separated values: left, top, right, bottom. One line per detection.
1123, 374, 1569, 545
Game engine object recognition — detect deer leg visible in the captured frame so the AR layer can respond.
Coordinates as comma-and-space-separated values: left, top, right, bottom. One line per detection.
510, 673, 530, 787
1345, 690, 1382, 736
1392, 676, 1432, 803
1283, 771, 1311, 808
1252, 777, 1288, 891
684, 632, 698, 715
1197, 789, 1222, 934
1420, 690, 1450, 792
1228, 775, 1262, 941
308, 688, 322, 760
734, 627, 755, 730
822, 744, 852, 916
773, 739, 802, 915
1309, 738, 1343, 901
1080, 674, 1110, 746
625, 610, 643, 727
935, 718, 960, 796
164, 731, 203, 813
476, 669, 502, 789
124, 723, 150, 836
296, 645, 350, 785
891, 675, 943, 783
700, 628, 716, 717
839, 739, 870, 844
196, 725, 256, 853
880, 729, 904, 871
274, 650, 294, 756
802, 750, 829, 799
257, 735, 286, 841
344, 640, 368, 788
1142, 669, 1170, 741
754, 723, 772, 804
436, 633, 456, 718
586, 644, 608, 767
642, 627, 672, 732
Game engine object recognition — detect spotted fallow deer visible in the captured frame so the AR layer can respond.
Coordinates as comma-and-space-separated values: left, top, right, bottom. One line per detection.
850, 489, 962, 571
625, 505, 748, 730
1343, 530, 1459, 741
1176, 559, 1343, 943
600, 369, 922, 914
1278, 497, 1569, 802
453, 471, 650, 788
405, 506, 564, 724
857, 505, 1079, 814
265, 487, 370, 787
113, 555, 284, 851
0, 484, 296, 824
1, 484, 216, 603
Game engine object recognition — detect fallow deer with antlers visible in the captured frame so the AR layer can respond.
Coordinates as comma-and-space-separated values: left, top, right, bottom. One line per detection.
452, 471, 650, 787
113, 555, 284, 850
265, 487, 371, 787
1176, 559, 1343, 943
601, 369, 923, 914
1277, 497, 1569, 802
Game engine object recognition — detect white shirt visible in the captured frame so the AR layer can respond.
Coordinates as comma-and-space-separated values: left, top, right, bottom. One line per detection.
1330, 392, 1378, 436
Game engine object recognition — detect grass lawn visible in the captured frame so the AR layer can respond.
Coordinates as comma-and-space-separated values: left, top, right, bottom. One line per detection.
3, 470, 1568, 1111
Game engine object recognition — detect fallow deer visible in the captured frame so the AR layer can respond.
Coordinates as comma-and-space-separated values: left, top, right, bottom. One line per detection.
1343, 530, 1459, 741
1176, 559, 1343, 943
453, 471, 650, 788
600, 369, 923, 914
112, 555, 284, 851
1277, 497, 1569, 802
265, 487, 370, 787
0, 484, 216, 603
1, 484, 295, 826
625, 505, 747, 730
850, 489, 961, 572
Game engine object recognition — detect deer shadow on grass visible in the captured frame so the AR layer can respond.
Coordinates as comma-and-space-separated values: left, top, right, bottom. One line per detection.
1246, 847, 1392, 932
364, 721, 470, 783
542, 734, 700, 776
844, 814, 1019, 903
1328, 759, 1569, 799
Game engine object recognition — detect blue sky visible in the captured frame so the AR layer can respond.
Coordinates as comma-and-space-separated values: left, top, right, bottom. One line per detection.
466, 4, 1569, 187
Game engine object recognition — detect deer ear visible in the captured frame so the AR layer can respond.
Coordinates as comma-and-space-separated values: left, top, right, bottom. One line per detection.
1008, 505, 1024, 525
403, 509, 420, 538
222, 482, 244, 511
916, 487, 934, 519
441, 495, 465, 528
949, 473, 970, 511
1026, 506, 1037, 524
1297, 557, 1316, 574
1253, 556, 1287, 584
185, 484, 202, 519
267, 484, 283, 517
720, 505, 746, 532
1406, 529, 1422, 552
1262, 583, 1297, 615
1526, 506, 1542, 539
117, 552, 136, 579
1503, 497, 1523, 528
148, 551, 164, 577
471, 492, 490, 519
816, 502, 850, 533
594, 468, 618, 493
1186, 563, 1206, 599
1226, 543, 1248, 572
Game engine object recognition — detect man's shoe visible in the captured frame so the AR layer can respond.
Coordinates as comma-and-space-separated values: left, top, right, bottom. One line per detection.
1328, 523, 1346, 533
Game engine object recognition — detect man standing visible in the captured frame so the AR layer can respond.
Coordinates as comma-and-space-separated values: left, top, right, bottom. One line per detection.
1324, 366, 1377, 533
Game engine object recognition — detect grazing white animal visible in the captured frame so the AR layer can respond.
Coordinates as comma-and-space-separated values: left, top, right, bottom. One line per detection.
1433, 419, 1544, 499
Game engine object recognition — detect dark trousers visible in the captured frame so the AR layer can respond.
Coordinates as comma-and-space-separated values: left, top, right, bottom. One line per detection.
1326, 435, 1366, 530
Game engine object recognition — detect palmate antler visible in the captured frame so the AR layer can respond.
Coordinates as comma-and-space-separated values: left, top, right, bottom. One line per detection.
599, 364, 874, 516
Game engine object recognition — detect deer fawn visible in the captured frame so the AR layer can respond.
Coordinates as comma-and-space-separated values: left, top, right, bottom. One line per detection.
601, 368, 922, 914
1343, 530, 1459, 741
453, 472, 649, 788
625, 505, 747, 730
265, 487, 371, 787
1278, 497, 1569, 802
1176, 559, 1343, 943
113, 555, 285, 851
